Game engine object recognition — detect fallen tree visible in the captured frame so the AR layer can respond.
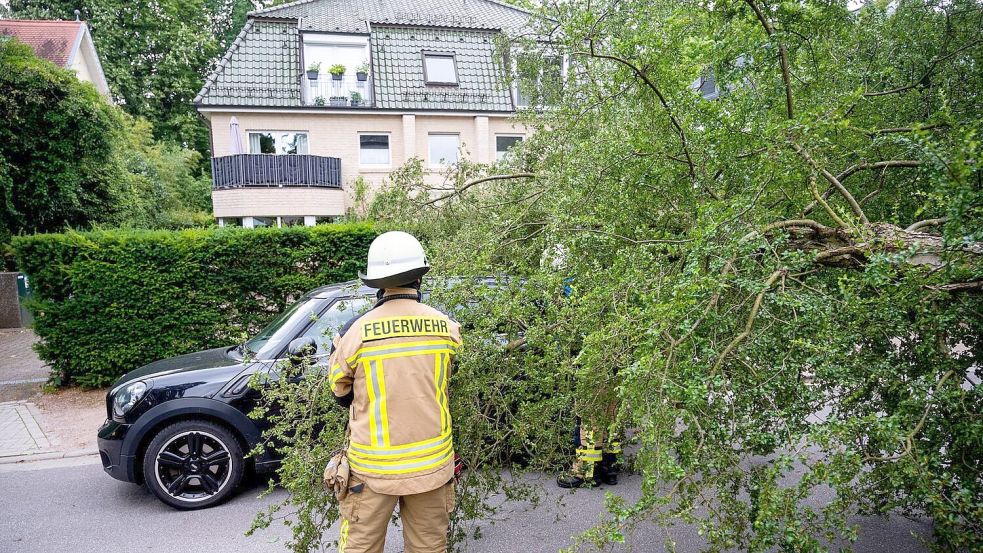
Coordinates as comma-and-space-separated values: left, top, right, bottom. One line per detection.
256, 0, 981, 551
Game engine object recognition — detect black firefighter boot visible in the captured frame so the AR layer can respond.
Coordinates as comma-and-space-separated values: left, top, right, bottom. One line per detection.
556, 472, 587, 489
596, 452, 619, 485
557, 458, 595, 489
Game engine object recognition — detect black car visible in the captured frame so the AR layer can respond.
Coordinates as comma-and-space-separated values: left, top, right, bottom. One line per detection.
98, 281, 380, 510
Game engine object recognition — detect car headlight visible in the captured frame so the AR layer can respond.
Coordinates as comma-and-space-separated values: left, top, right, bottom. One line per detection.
112, 381, 149, 418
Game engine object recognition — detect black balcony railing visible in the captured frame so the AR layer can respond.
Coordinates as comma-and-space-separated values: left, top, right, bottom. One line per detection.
211, 154, 342, 189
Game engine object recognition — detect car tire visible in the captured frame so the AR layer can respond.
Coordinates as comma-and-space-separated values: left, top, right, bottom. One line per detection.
142, 419, 245, 510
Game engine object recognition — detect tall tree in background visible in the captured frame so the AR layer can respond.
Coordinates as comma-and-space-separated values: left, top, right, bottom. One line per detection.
0, 37, 126, 240
7, 0, 262, 162
0, 36, 213, 257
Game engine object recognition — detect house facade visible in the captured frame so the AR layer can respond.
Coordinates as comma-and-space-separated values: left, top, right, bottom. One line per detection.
0, 18, 112, 98
194, 0, 535, 228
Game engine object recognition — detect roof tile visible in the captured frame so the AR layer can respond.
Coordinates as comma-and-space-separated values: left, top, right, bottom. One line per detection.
0, 19, 83, 67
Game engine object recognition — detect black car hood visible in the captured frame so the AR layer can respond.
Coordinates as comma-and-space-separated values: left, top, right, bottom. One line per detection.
113, 347, 238, 388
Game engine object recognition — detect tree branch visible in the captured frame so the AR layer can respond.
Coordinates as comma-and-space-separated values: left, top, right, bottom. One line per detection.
869, 122, 949, 135
905, 217, 948, 232
791, 143, 870, 224
741, 218, 840, 243
422, 173, 537, 206
558, 227, 692, 245
864, 370, 955, 462
927, 281, 983, 294
864, 39, 982, 97
803, 160, 920, 216
809, 173, 849, 229
710, 269, 786, 376
814, 246, 867, 267
573, 42, 708, 195
744, 0, 795, 118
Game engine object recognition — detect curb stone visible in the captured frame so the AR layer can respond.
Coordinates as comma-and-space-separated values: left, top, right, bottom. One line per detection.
0, 448, 99, 465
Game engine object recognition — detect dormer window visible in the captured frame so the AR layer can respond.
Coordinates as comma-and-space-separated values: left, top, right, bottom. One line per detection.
422, 51, 458, 86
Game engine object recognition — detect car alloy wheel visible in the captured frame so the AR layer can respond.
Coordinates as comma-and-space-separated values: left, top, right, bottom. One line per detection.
154, 430, 233, 503
142, 420, 245, 510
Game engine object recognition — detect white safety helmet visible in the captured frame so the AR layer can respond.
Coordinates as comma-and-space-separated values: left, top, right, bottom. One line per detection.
359, 231, 431, 289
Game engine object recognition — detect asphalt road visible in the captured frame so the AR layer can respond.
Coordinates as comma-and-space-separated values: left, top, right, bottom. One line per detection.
0, 458, 933, 553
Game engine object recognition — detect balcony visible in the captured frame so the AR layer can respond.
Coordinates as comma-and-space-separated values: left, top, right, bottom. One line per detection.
211, 154, 342, 189
303, 75, 373, 107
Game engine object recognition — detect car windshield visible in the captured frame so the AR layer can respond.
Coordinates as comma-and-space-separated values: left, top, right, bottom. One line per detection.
297, 297, 374, 355
243, 298, 323, 358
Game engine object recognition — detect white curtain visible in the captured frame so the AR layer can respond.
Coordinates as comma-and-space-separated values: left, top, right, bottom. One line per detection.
294, 133, 309, 155
249, 133, 263, 154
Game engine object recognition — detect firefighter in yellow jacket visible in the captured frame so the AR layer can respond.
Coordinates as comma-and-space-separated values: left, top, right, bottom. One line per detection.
329, 231, 461, 553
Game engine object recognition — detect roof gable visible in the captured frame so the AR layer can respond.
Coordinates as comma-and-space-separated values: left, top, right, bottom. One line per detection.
0, 19, 83, 67
195, 0, 532, 110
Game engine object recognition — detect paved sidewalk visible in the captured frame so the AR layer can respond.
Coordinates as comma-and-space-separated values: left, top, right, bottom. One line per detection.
0, 329, 48, 382
0, 329, 49, 402
0, 401, 53, 458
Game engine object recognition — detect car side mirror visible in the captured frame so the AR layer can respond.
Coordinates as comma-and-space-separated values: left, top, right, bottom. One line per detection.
287, 336, 317, 360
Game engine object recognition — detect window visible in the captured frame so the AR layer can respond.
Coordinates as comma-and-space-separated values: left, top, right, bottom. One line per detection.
495, 135, 524, 161
248, 131, 309, 155
423, 52, 458, 85
428, 134, 460, 167
252, 216, 275, 228
359, 134, 391, 166
515, 54, 564, 108
299, 297, 373, 355
691, 73, 720, 100
280, 216, 306, 227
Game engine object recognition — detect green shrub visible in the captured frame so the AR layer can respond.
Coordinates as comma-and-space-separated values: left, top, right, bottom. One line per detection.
12, 224, 375, 387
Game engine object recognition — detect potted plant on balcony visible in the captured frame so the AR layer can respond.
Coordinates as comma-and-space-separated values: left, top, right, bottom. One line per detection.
306, 61, 321, 81
329, 64, 346, 81
314, 95, 326, 106
356, 61, 369, 82
350, 91, 363, 107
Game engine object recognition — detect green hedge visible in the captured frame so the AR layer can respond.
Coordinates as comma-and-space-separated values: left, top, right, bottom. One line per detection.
12, 224, 376, 387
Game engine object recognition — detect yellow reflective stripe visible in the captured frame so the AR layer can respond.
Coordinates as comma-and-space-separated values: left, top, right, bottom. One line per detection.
365, 360, 379, 446
349, 447, 454, 475
339, 519, 349, 553
440, 353, 451, 432
349, 433, 452, 460
351, 430, 450, 455
349, 439, 452, 467
364, 360, 391, 447
347, 339, 459, 365
576, 448, 602, 462
376, 359, 390, 447
435, 353, 445, 433
329, 363, 344, 393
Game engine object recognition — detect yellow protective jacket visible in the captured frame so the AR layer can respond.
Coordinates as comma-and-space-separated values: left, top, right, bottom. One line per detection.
329, 287, 462, 495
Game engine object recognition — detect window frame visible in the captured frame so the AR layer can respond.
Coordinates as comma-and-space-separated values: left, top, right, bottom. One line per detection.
357, 132, 392, 168
247, 130, 310, 155
510, 52, 568, 110
494, 134, 524, 161
421, 51, 459, 86
427, 132, 461, 168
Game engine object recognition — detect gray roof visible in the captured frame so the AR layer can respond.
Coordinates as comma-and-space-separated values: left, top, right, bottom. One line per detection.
194, 0, 531, 110
372, 26, 513, 110
194, 20, 301, 106
252, 0, 529, 32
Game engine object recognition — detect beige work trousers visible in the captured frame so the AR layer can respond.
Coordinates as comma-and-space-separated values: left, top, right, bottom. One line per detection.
339, 475, 455, 553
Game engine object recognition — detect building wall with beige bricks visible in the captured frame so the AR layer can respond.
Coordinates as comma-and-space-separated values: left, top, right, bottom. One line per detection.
203, 110, 531, 225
